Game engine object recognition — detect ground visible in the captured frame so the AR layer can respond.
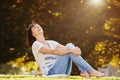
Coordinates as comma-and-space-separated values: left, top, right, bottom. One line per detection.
0, 75, 120, 80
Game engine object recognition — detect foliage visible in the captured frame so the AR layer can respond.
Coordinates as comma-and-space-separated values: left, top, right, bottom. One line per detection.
0, 63, 20, 74
0, 55, 39, 75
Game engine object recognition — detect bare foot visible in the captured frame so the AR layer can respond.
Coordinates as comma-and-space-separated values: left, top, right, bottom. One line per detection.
89, 70, 104, 77
80, 71, 90, 78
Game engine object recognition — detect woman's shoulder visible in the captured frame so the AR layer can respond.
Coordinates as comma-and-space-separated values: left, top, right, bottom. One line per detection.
33, 41, 39, 44
32, 41, 43, 47
47, 40, 58, 43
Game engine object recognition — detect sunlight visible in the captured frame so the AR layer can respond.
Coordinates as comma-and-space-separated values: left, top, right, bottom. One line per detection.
90, 0, 103, 6
91, 0, 102, 5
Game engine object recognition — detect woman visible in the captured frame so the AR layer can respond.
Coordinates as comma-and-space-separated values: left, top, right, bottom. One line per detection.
27, 23, 104, 77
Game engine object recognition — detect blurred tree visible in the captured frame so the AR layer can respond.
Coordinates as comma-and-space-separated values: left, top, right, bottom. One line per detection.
0, 0, 44, 63
87, 17, 120, 68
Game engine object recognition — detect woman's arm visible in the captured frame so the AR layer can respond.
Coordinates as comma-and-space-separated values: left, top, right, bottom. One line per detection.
39, 43, 81, 56
56, 44, 81, 56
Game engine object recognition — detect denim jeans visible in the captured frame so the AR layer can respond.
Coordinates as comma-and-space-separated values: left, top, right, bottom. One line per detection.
47, 43, 94, 75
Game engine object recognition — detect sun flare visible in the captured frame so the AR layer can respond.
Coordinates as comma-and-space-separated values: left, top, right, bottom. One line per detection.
90, 0, 103, 5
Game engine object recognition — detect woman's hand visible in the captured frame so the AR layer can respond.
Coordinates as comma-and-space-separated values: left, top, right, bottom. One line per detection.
72, 47, 81, 56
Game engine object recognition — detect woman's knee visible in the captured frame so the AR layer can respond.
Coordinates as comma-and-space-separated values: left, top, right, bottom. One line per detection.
65, 43, 75, 49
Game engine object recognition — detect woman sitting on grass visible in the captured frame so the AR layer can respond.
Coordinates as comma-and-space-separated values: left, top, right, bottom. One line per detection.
27, 23, 104, 77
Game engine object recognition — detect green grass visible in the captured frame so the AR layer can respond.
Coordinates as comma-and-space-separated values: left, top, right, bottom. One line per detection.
0, 75, 120, 80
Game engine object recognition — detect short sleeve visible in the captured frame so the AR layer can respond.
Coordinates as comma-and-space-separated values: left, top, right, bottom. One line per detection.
32, 41, 44, 54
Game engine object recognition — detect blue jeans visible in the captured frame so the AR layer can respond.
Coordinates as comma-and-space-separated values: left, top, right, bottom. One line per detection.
48, 43, 94, 75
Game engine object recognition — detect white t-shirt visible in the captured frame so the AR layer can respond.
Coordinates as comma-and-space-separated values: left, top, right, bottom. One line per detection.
32, 40, 59, 75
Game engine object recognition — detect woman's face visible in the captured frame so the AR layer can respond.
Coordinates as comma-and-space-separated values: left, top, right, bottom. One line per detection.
31, 24, 43, 37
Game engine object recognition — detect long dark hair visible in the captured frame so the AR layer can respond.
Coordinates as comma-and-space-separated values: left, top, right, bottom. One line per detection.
27, 23, 36, 46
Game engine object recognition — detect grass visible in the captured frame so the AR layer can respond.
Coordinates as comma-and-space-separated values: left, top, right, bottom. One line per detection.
0, 75, 120, 80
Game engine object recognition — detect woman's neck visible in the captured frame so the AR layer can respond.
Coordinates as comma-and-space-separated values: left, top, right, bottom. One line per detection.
36, 35, 46, 43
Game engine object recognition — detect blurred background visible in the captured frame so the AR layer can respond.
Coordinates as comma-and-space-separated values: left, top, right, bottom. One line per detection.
0, 0, 120, 76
